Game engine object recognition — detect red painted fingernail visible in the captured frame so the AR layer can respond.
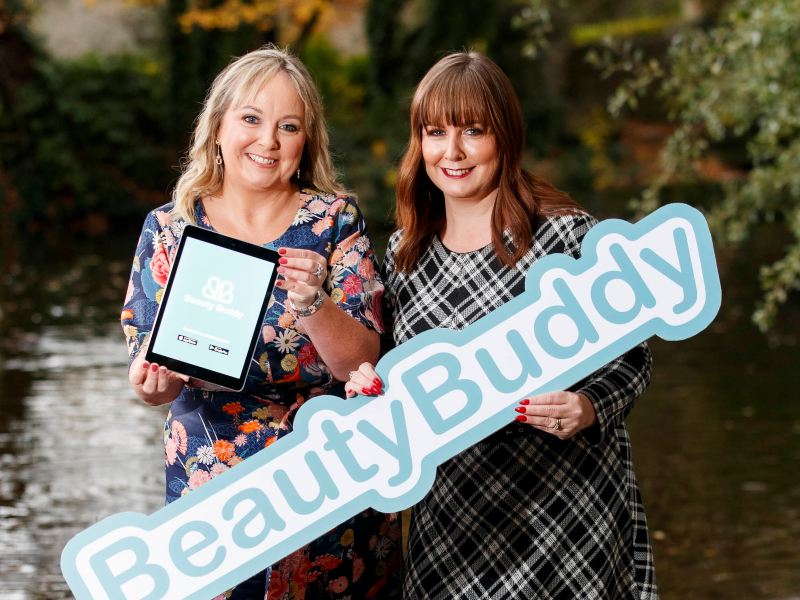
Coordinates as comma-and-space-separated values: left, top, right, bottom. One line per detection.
373, 378, 382, 386
514, 406, 526, 413
142, 362, 149, 369
519, 399, 530, 405
362, 388, 372, 395
515, 415, 527, 422
279, 258, 288, 265
278, 248, 287, 255
371, 386, 381, 394
151, 363, 158, 372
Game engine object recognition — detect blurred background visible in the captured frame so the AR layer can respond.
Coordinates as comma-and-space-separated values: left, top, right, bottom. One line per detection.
1, 0, 799, 598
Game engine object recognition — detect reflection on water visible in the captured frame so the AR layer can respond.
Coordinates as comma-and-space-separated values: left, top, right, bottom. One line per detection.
0, 230, 169, 599
0, 325, 167, 599
0, 226, 798, 599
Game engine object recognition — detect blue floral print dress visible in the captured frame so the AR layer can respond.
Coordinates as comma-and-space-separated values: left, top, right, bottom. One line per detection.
121, 189, 403, 600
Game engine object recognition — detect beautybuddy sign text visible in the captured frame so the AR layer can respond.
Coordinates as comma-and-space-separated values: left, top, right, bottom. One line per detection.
62, 203, 721, 600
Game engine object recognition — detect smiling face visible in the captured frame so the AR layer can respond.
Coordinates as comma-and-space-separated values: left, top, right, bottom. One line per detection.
216, 72, 306, 193
421, 121, 500, 204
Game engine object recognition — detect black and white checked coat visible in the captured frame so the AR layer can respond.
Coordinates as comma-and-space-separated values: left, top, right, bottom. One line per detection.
380, 213, 658, 600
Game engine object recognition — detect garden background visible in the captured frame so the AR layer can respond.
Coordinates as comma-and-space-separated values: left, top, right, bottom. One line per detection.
1, 0, 799, 598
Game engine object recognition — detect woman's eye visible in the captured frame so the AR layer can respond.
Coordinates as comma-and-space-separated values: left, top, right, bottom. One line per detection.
280, 123, 298, 132
426, 129, 445, 137
466, 127, 483, 135
243, 115, 259, 124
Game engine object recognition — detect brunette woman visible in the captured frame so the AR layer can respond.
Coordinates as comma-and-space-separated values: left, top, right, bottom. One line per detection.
347, 52, 656, 600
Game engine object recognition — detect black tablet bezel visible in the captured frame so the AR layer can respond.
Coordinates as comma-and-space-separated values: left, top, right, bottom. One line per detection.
144, 224, 280, 392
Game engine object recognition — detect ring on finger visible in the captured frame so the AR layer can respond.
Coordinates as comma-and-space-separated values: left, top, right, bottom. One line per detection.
313, 263, 324, 277
553, 418, 562, 431
349, 371, 356, 380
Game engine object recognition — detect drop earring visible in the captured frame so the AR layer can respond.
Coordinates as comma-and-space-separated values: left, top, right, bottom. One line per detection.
215, 140, 223, 166
296, 168, 301, 179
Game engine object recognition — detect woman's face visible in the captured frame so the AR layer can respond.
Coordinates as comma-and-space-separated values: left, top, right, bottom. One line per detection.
421, 121, 500, 203
217, 72, 306, 193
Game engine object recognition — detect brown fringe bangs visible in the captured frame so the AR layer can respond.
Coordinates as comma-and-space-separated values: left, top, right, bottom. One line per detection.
393, 52, 582, 274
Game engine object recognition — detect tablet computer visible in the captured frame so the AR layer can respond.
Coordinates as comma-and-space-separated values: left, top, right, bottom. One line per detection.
144, 225, 279, 391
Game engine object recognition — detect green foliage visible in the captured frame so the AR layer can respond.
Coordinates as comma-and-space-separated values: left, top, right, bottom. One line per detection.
0, 54, 174, 226
511, 0, 562, 58
587, 0, 800, 330
349, 0, 566, 228
297, 36, 406, 233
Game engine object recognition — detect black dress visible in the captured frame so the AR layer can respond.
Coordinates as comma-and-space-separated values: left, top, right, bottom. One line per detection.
380, 212, 658, 600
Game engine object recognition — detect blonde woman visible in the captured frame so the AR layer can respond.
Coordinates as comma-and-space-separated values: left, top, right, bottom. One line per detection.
121, 46, 402, 599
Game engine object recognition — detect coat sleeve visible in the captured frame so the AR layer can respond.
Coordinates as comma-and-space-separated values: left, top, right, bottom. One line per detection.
120, 210, 176, 370
571, 342, 653, 445
326, 196, 385, 335
378, 230, 402, 358
556, 212, 654, 445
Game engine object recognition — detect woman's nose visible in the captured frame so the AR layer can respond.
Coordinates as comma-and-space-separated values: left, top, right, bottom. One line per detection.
258, 128, 280, 151
444, 133, 465, 162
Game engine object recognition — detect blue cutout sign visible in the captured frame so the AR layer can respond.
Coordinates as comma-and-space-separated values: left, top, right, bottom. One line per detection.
62, 203, 721, 600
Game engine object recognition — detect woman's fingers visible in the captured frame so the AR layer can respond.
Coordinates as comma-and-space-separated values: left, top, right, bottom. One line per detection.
275, 274, 319, 303
130, 359, 149, 386
277, 250, 326, 288
277, 266, 313, 284
514, 393, 579, 439
524, 391, 570, 406
278, 247, 325, 263
141, 363, 160, 395
356, 362, 382, 394
515, 410, 560, 430
156, 366, 170, 393
358, 362, 380, 384
278, 256, 324, 274
277, 269, 325, 298
352, 363, 381, 395
344, 363, 382, 397
348, 371, 379, 395
275, 278, 311, 293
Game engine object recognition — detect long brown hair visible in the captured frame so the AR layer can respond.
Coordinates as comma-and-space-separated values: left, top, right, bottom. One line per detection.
393, 51, 582, 272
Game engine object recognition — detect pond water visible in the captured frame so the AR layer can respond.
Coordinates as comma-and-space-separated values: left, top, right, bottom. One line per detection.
0, 224, 798, 599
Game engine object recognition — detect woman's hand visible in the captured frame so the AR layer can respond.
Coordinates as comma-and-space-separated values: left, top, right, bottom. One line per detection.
129, 344, 189, 406
275, 246, 380, 382
344, 362, 383, 398
514, 391, 597, 440
275, 247, 327, 308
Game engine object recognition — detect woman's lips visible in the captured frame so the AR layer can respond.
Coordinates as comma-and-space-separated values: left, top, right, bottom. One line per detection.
246, 153, 278, 167
441, 167, 474, 179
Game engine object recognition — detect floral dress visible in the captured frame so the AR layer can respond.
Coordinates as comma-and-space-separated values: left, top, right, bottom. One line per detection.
121, 189, 403, 600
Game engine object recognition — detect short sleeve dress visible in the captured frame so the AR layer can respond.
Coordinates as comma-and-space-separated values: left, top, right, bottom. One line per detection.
381, 212, 657, 600
121, 189, 403, 600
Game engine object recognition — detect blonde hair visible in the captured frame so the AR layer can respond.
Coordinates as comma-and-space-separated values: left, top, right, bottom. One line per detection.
171, 44, 345, 223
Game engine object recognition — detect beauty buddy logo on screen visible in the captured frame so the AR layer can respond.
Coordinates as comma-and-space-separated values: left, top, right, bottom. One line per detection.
184, 276, 244, 320
62, 204, 721, 600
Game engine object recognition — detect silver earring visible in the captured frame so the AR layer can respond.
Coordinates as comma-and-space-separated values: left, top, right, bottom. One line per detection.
296, 168, 301, 178
215, 140, 223, 166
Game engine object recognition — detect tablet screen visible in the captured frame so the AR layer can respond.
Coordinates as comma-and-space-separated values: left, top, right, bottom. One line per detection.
150, 234, 276, 381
